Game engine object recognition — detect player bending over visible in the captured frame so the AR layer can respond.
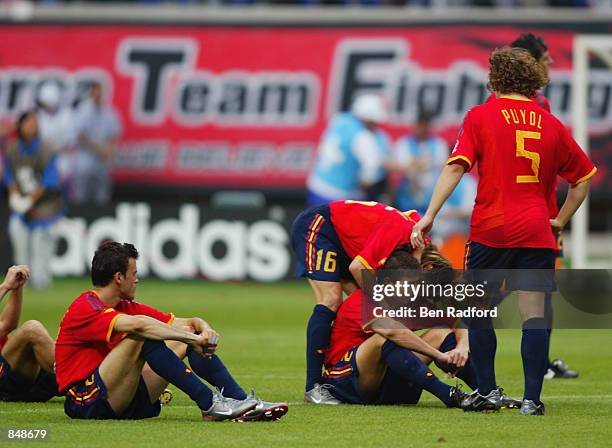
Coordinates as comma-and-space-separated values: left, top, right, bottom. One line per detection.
321, 251, 479, 407
411, 47, 596, 415
55, 242, 287, 421
0, 265, 59, 402
291, 200, 452, 404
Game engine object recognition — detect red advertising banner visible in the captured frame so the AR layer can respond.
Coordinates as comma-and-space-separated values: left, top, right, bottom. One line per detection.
0, 25, 609, 192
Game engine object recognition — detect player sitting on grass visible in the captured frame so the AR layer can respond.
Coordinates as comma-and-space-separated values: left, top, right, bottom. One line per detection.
0, 265, 59, 402
55, 241, 288, 422
291, 200, 452, 404
320, 251, 480, 407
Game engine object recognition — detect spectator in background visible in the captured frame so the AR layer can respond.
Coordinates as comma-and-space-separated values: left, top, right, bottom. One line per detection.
3, 111, 65, 289
306, 94, 390, 206
36, 81, 76, 191
390, 109, 448, 216
72, 81, 122, 205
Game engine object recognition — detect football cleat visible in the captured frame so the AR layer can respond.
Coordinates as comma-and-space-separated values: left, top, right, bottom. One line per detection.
462, 388, 502, 412
498, 387, 522, 409
544, 359, 579, 379
520, 399, 545, 416
234, 389, 288, 422
462, 387, 521, 410
160, 388, 173, 406
304, 383, 341, 405
202, 389, 256, 422
446, 385, 471, 409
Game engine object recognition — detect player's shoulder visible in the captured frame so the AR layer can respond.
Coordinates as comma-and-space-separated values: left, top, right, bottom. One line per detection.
70, 291, 108, 312
115, 298, 149, 314
401, 209, 421, 224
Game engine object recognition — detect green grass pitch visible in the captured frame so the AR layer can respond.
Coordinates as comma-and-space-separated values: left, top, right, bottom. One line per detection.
1, 278, 611, 447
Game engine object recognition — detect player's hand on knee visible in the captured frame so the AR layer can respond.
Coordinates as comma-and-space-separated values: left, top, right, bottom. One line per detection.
446, 347, 469, 369
195, 329, 219, 357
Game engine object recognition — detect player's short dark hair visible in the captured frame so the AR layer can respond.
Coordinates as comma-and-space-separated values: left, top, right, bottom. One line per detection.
385, 247, 421, 270
91, 241, 139, 287
488, 47, 549, 98
511, 33, 548, 61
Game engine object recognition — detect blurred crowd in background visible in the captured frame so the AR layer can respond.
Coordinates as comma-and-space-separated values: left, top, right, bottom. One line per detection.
0, 0, 609, 8
0, 81, 122, 289
308, 94, 476, 250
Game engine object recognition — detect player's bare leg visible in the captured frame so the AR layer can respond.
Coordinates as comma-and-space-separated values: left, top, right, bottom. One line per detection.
1, 320, 55, 384
355, 334, 388, 401
97, 337, 147, 414
307, 279, 342, 311
341, 278, 358, 297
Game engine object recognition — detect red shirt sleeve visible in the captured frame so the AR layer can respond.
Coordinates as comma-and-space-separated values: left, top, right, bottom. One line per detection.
357, 216, 413, 270
447, 110, 476, 172
68, 295, 125, 345
556, 123, 597, 185
122, 301, 174, 324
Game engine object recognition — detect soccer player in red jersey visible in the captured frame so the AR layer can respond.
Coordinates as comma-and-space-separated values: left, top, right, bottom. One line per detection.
488, 33, 578, 380
55, 241, 287, 421
0, 265, 59, 402
320, 251, 476, 407
411, 48, 596, 415
291, 200, 453, 403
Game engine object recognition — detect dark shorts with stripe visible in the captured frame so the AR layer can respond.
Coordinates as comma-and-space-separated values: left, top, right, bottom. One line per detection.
291, 204, 351, 282
0, 353, 58, 402
323, 346, 422, 405
464, 241, 556, 293
64, 368, 161, 420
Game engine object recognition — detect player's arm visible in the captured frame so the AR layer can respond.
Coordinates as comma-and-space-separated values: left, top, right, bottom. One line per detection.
550, 179, 592, 233
444, 328, 469, 369
365, 318, 449, 364
348, 257, 371, 288
113, 314, 218, 355
411, 163, 465, 248
172, 316, 215, 335
412, 111, 476, 248
0, 266, 30, 337
553, 122, 597, 232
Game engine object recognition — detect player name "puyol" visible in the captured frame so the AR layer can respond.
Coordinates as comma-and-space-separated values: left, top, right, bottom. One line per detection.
372, 306, 498, 319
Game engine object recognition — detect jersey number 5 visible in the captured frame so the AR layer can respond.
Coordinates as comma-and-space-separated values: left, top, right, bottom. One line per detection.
515, 130, 541, 183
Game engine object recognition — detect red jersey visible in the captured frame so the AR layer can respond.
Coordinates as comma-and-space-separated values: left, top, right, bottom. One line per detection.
448, 96, 596, 249
329, 201, 422, 270
486, 91, 558, 218
55, 291, 174, 392
325, 290, 372, 367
